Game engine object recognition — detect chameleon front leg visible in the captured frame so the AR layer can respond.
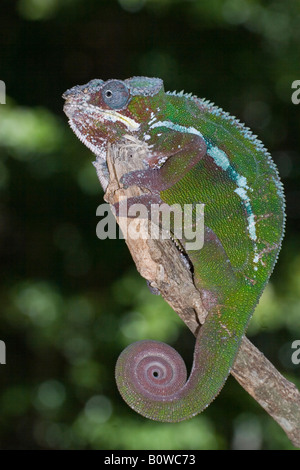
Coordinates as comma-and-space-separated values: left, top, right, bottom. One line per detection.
120, 131, 207, 194
114, 131, 206, 218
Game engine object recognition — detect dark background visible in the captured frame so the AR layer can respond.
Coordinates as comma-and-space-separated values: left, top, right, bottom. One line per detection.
0, 0, 299, 450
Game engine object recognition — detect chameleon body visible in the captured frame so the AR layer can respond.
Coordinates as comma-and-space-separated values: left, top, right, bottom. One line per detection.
63, 77, 285, 422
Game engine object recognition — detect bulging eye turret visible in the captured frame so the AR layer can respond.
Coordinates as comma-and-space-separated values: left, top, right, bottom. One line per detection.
101, 80, 130, 110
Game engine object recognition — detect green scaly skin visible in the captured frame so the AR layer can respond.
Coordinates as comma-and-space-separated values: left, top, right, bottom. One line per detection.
63, 77, 285, 422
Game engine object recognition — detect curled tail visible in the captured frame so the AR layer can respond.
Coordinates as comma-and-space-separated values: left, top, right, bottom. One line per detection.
115, 301, 247, 422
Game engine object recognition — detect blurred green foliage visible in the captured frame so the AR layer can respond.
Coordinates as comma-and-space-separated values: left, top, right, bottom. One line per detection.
0, 0, 299, 450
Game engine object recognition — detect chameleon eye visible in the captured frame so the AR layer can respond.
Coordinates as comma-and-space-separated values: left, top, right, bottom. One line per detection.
101, 80, 130, 109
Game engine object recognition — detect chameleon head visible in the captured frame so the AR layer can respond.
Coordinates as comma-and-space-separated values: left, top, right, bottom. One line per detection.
62, 76, 164, 160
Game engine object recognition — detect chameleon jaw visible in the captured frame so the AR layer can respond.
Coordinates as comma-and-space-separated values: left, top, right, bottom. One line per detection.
63, 101, 142, 191
63, 102, 140, 132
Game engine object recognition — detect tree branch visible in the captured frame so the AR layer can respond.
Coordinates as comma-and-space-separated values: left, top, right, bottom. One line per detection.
101, 142, 300, 448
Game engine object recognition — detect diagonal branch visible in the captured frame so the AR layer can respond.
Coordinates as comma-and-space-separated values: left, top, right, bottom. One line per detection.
101, 142, 300, 448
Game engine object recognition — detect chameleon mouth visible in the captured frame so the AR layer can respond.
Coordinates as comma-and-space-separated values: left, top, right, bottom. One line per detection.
63, 102, 140, 132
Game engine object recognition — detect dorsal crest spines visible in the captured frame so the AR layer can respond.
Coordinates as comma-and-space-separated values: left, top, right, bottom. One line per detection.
166, 88, 267, 152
